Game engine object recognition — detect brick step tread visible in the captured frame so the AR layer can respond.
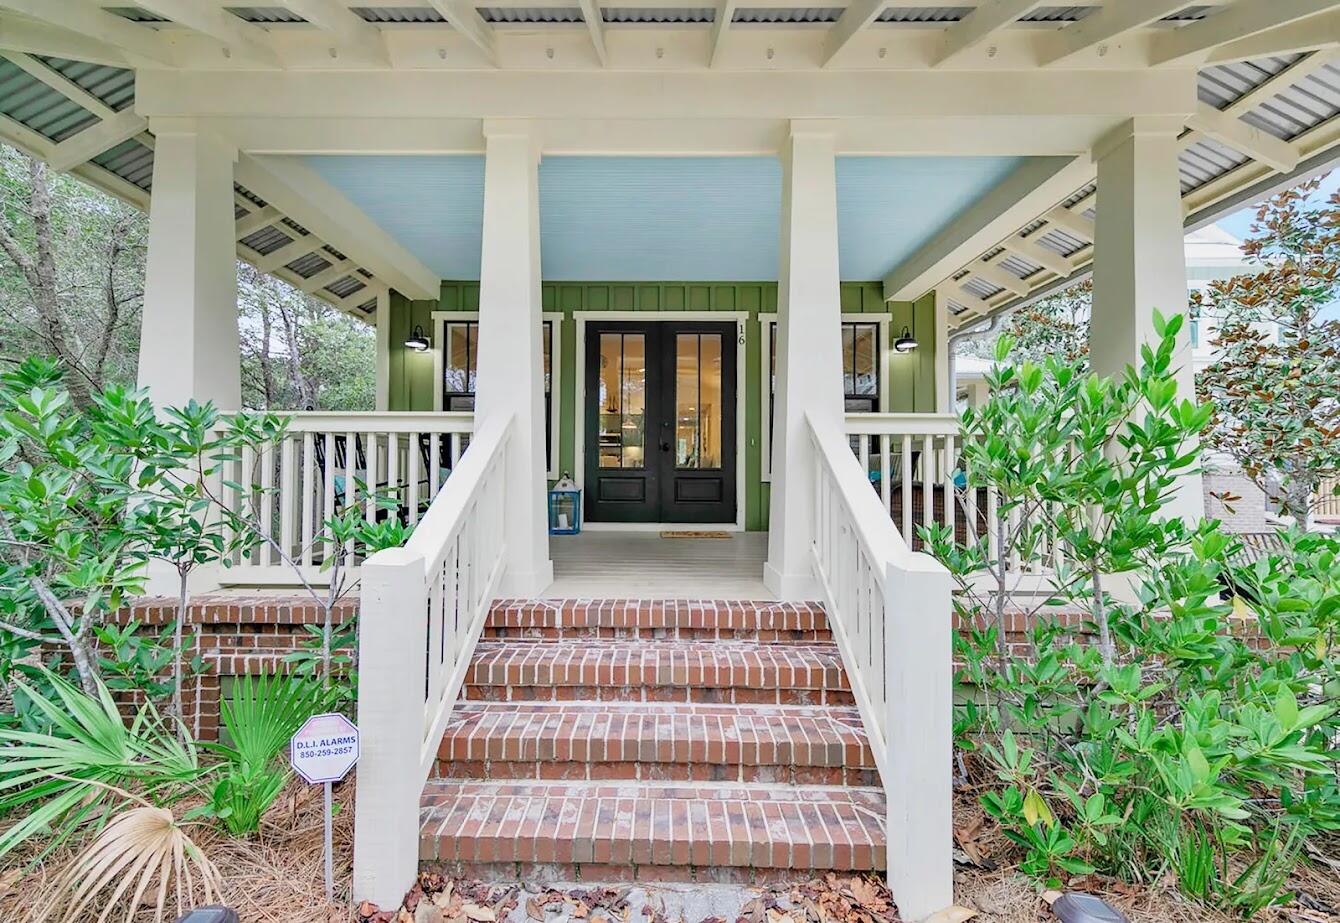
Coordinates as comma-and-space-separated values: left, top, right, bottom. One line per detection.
419, 781, 886, 872
434, 702, 876, 785
465, 642, 852, 705
486, 599, 828, 642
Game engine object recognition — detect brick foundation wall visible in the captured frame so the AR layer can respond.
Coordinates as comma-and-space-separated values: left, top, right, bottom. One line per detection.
105, 596, 358, 740
81, 595, 1267, 741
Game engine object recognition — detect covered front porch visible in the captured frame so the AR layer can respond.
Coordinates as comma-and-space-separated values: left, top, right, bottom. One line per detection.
9, 3, 1335, 914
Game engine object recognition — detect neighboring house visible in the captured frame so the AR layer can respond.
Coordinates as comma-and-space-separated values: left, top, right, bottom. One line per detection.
2, 7, 1337, 920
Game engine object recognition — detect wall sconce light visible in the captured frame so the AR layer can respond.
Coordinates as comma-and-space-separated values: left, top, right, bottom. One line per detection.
405, 325, 431, 352
893, 326, 919, 353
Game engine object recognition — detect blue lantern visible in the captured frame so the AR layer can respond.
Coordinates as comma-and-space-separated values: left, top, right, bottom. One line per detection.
548, 474, 581, 535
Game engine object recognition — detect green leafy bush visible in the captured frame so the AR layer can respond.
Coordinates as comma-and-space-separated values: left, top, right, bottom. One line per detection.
926, 321, 1339, 915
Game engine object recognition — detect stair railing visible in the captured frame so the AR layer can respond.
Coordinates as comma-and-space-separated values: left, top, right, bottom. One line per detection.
807, 409, 954, 922
351, 410, 513, 908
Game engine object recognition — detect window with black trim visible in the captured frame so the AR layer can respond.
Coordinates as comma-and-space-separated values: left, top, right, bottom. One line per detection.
767, 320, 882, 433
442, 320, 555, 464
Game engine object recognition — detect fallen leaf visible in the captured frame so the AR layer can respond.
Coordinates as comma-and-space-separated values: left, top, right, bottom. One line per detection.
921, 907, 977, 923
527, 897, 546, 921
463, 904, 496, 922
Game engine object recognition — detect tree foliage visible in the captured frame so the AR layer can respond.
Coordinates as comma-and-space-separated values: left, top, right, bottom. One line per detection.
1194, 176, 1340, 524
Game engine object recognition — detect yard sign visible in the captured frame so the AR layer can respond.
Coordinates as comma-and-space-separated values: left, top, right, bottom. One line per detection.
290, 712, 359, 784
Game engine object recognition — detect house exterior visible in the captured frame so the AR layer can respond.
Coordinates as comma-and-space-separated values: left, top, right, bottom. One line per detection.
3, 3, 1340, 919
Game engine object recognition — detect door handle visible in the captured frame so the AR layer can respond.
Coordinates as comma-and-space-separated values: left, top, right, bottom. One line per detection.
660, 441, 672, 452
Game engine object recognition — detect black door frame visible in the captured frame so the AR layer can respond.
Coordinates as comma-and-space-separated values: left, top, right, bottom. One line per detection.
582, 319, 738, 525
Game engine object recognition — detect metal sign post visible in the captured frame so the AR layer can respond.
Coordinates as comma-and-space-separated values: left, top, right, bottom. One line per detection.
290, 713, 360, 903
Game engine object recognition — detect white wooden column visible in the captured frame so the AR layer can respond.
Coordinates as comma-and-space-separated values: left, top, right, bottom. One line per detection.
934, 289, 952, 414
374, 287, 391, 411
473, 120, 553, 595
137, 124, 241, 412
136, 124, 240, 596
1090, 116, 1202, 522
764, 123, 845, 600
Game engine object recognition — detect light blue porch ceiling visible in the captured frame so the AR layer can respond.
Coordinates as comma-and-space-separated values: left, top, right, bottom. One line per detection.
304, 154, 1025, 283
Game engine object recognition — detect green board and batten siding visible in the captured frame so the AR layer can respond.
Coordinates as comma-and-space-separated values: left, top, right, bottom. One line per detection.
386, 281, 939, 531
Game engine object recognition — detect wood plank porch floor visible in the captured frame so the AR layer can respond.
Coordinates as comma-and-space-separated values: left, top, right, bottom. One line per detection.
543, 532, 773, 600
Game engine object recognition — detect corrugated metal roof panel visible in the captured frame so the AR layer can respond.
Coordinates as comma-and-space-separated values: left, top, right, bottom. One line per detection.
877, 6, 971, 23
1180, 137, 1250, 193
288, 252, 333, 278
1000, 254, 1042, 278
351, 6, 446, 22
93, 139, 155, 190
225, 7, 308, 23
1241, 63, 1340, 142
236, 185, 270, 211
326, 276, 367, 298
0, 59, 99, 142
38, 58, 136, 113
1034, 228, 1088, 258
1021, 7, 1094, 23
105, 7, 170, 22
962, 276, 1003, 299
1199, 56, 1304, 111
733, 7, 842, 23
603, 7, 715, 22
480, 7, 585, 22
241, 225, 295, 254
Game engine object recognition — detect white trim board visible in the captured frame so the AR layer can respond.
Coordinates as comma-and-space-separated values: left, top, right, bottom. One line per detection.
430, 309, 563, 480
572, 310, 749, 532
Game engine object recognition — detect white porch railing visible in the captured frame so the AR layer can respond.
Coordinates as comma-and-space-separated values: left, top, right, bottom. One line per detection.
219, 411, 473, 584
352, 410, 512, 908
810, 411, 953, 921
1316, 475, 1340, 520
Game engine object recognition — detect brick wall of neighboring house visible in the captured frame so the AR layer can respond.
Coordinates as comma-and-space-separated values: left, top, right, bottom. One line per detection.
103, 596, 358, 740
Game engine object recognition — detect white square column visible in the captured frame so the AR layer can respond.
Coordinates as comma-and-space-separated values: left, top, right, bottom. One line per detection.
473, 121, 553, 596
764, 124, 845, 600
1090, 117, 1202, 522
137, 125, 241, 412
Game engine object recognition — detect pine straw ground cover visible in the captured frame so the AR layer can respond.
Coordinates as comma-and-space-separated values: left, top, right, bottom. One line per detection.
1, 778, 1337, 923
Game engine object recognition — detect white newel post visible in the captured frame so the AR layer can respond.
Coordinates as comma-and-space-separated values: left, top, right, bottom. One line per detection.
353, 548, 428, 907
885, 554, 955, 920
473, 121, 553, 595
136, 124, 241, 594
764, 123, 845, 600
1089, 117, 1202, 522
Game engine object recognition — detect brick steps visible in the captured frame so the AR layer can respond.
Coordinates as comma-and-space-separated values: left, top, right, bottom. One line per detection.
425, 597, 881, 887
465, 641, 852, 705
434, 702, 877, 786
419, 780, 886, 884
484, 599, 830, 643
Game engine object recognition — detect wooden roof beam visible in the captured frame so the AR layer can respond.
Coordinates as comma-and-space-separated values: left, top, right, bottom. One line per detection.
128, 0, 282, 67
933, 0, 1047, 67
1151, 0, 1340, 66
823, 0, 887, 67
425, 0, 498, 65
271, 0, 390, 65
0, 0, 173, 65
1041, 0, 1192, 67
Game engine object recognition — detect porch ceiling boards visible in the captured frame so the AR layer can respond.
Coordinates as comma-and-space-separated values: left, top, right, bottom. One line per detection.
0, 3, 1338, 324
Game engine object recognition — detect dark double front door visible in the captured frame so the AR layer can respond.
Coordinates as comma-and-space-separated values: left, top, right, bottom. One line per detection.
585, 321, 737, 523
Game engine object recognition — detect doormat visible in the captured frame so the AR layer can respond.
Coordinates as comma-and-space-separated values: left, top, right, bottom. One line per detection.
659, 530, 731, 539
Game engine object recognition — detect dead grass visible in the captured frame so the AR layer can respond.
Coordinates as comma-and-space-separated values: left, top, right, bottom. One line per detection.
0, 776, 357, 923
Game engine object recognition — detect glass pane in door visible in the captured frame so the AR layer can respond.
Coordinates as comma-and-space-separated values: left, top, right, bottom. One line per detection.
675, 332, 723, 469
597, 332, 645, 468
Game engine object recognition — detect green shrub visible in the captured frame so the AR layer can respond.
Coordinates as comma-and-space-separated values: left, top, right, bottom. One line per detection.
925, 322, 1339, 915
